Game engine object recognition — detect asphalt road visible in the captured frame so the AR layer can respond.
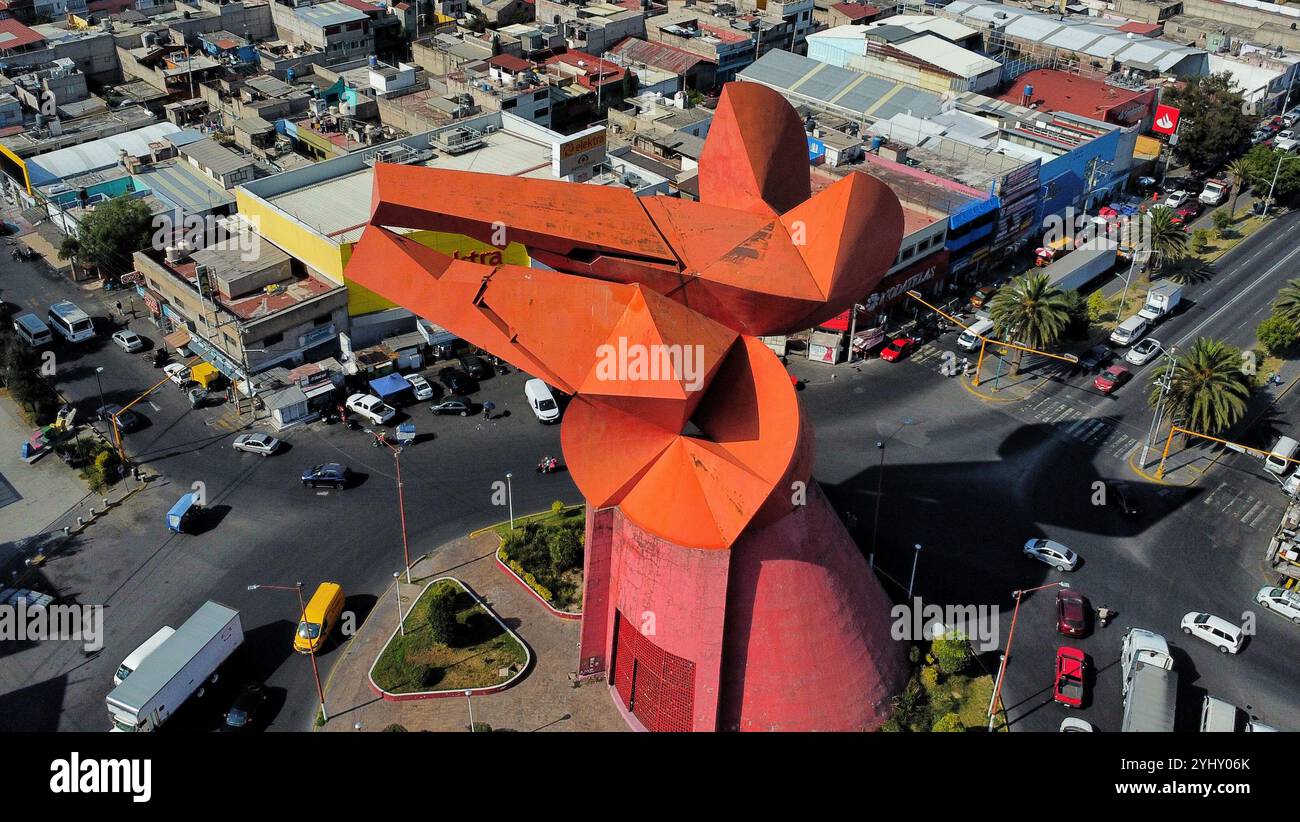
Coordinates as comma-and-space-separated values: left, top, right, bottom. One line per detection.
4, 209, 1300, 733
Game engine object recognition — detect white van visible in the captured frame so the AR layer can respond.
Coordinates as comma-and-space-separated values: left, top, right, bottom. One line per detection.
957, 318, 995, 351
1109, 315, 1149, 347
524, 378, 560, 423
13, 312, 52, 347
114, 626, 175, 686
1266, 435, 1299, 476
1200, 696, 1239, 732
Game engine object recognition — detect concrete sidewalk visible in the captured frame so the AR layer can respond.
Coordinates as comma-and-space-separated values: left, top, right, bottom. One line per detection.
316, 531, 626, 733
0, 394, 94, 544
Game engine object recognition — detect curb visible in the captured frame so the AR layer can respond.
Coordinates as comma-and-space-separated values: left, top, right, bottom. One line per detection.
366, 576, 532, 702
959, 371, 1047, 404
494, 550, 582, 621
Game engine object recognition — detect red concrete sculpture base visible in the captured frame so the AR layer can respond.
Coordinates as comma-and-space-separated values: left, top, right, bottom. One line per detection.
581, 483, 907, 732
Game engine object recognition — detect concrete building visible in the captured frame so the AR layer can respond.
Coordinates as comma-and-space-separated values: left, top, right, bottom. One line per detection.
608, 35, 717, 89
608, 88, 710, 168
270, 1, 374, 65
534, 0, 646, 55
826, 2, 882, 28
1118, 0, 1300, 53
807, 23, 1002, 93
936, 0, 1209, 79
132, 222, 350, 389
997, 68, 1157, 128
174, 135, 257, 188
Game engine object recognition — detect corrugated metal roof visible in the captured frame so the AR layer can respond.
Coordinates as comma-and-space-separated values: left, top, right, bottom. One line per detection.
894, 34, 1000, 78
132, 160, 234, 215
27, 122, 181, 185
295, 1, 367, 27
177, 138, 254, 177
740, 49, 944, 120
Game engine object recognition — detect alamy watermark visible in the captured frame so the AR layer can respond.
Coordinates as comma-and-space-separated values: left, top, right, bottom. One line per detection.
150, 211, 261, 263
594, 337, 706, 392
890, 597, 999, 652
0, 599, 103, 652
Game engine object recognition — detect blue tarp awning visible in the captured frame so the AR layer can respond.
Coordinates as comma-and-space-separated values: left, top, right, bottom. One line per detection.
369, 373, 412, 399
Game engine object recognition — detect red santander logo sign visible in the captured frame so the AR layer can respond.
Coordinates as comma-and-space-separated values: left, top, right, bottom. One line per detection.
1152, 104, 1180, 136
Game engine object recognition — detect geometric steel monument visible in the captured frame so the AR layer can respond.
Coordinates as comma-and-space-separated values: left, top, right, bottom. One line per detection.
344, 82, 910, 730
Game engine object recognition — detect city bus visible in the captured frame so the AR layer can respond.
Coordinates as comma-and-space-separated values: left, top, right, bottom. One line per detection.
46, 300, 95, 343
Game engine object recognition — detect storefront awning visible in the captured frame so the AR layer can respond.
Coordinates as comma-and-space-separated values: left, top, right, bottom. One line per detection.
303, 381, 337, 400
163, 329, 191, 351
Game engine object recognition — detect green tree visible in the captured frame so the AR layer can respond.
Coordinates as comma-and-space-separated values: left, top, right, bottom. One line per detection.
1144, 206, 1189, 266
56, 196, 153, 279
1240, 144, 1300, 204
1150, 337, 1252, 435
1161, 72, 1253, 169
987, 272, 1071, 374
1257, 313, 1299, 357
1191, 228, 1211, 254
1086, 290, 1114, 323
424, 590, 457, 646
932, 713, 965, 732
931, 635, 972, 675
1274, 278, 1300, 324
547, 526, 581, 574
1211, 208, 1234, 238
1226, 157, 1250, 215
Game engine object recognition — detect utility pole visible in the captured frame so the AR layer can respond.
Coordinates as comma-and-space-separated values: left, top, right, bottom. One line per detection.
1140, 346, 1177, 468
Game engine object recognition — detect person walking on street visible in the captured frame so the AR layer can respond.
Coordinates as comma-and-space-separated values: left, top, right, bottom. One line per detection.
482, 400, 496, 420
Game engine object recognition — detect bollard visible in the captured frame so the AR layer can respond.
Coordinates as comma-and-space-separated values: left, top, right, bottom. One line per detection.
62, 526, 70, 537
88, 507, 96, 518
102, 498, 109, 508
76, 517, 83, 528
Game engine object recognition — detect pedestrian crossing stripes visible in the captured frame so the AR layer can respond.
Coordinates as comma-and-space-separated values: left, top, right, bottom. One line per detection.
1016, 396, 1140, 461
1201, 481, 1275, 531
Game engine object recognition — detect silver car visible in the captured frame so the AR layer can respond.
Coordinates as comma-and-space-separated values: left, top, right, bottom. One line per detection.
1125, 337, 1161, 366
1022, 538, 1078, 571
112, 330, 144, 353
232, 432, 281, 456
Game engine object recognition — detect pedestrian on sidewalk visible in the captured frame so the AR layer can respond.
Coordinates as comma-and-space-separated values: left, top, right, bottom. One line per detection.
482, 400, 495, 420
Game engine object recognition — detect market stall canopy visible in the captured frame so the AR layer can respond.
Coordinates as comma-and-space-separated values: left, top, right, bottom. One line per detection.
368, 373, 412, 400
163, 329, 191, 351
190, 362, 219, 388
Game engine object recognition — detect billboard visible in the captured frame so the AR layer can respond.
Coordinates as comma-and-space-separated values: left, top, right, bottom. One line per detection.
1152, 104, 1180, 136
552, 126, 607, 178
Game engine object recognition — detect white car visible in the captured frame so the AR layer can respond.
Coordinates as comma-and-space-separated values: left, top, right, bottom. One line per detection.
111, 330, 144, 353
1059, 717, 1094, 732
1255, 585, 1300, 625
1278, 136, 1300, 152
1181, 611, 1245, 653
164, 362, 191, 387
346, 393, 396, 425
1162, 190, 1189, 208
232, 432, 281, 456
407, 374, 434, 402
1125, 337, 1162, 366
1022, 538, 1078, 571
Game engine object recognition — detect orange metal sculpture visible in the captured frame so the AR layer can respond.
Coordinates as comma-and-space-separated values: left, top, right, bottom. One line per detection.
346, 82, 910, 730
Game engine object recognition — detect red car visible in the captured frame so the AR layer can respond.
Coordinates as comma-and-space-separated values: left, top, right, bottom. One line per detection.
1053, 646, 1087, 708
879, 336, 918, 362
1056, 588, 1087, 637
1093, 364, 1130, 394
1170, 202, 1201, 225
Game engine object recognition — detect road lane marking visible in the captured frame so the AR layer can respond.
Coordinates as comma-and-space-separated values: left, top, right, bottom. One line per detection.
1174, 240, 1300, 349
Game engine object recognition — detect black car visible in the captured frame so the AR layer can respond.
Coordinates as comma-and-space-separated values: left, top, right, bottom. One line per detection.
430, 395, 473, 416
97, 404, 143, 433
459, 354, 492, 380
1079, 344, 1113, 372
221, 682, 267, 732
1105, 480, 1141, 517
301, 463, 350, 489
438, 367, 478, 395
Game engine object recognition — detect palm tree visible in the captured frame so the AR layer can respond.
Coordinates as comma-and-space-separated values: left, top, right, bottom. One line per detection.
1144, 206, 1189, 268
1226, 157, 1251, 216
987, 272, 1071, 374
1275, 278, 1300, 325
1149, 337, 1251, 436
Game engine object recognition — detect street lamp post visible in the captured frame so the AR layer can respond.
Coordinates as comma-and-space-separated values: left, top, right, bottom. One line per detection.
247, 582, 328, 723
987, 580, 1070, 731
393, 571, 405, 637
505, 472, 514, 531
869, 418, 913, 557
907, 543, 922, 599
93, 366, 107, 411
1264, 151, 1300, 217
465, 689, 474, 732
373, 433, 412, 583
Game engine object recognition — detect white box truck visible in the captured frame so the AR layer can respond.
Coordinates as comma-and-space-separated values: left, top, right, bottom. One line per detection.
1044, 247, 1118, 295
1120, 627, 1177, 732
106, 601, 242, 732
1138, 283, 1183, 323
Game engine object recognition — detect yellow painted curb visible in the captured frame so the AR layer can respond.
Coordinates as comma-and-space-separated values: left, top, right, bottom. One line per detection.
958, 372, 1048, 404
1127, 450, 1204, 487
